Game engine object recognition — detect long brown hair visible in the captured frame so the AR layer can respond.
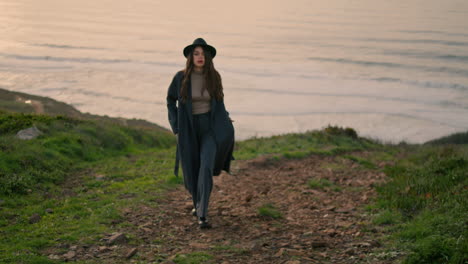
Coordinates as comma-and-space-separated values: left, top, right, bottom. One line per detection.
180, 46, 224, 102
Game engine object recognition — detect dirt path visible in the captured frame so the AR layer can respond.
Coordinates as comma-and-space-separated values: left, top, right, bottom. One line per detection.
67, 153, 392, 263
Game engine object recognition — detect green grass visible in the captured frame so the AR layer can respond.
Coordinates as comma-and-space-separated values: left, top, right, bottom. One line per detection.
173, 251, 213, 264
1, 94, 468, 264
234, 125, 381, 161
0, 109, 177, 263
372, 209, 402, 225
320, 160, 348, 171
307, 178, 341, 192
377, 147, 467, 217
425, 131, 468, 145
258, 203, 282, 219
343, 154, 377, 169
0, 147, 177, 263
372, 144, 468, 264
0, 111, 174, 195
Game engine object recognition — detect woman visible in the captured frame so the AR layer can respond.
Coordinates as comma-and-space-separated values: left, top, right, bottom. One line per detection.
166, 38, 235, 229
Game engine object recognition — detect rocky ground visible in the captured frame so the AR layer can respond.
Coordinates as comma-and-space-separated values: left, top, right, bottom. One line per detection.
44, 152, 395, 264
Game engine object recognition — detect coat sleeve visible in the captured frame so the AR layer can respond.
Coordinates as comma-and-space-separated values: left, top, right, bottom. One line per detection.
166, 73, 179, 134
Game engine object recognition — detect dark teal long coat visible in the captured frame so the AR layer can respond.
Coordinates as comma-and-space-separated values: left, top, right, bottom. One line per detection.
166, 70, 235, 187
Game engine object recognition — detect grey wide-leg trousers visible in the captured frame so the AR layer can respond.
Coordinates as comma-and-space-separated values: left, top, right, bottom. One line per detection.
189, 111, 216, 218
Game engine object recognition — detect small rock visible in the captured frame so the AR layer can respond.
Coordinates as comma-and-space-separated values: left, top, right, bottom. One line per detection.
107, 233, 127, 245
221, 211, 229, 216
248, 241, 260, 250
278, 242, 290, 247
48, 254, 61, 260
274, 248, 285, 257
45, 208, 53, 214
371, 240, 381, 247
355, 242, 371, 247
125, 247, 138, 259
336, 221, 354, 228
110, 219, 122, 225
98, 246, 111, 253
139, 221, 153, 228
16, 126, 43, 140
245, 193, 253, 203
122, 208, 132, 215
29, 213, 41, 224
260, 186, 270, 195
189, 242, 207, 248
58, 242, 70, 248
336, 207, 353, 213
287, 249, 306, 256
63, 250, 76, 260
140, 227, 152, 233
345, 248, 355, 255
324, 228, 337, 235
16, 127, 43, 140
61, 189, 76, 197
69, 245, 78, 250
311, 241, 327, 248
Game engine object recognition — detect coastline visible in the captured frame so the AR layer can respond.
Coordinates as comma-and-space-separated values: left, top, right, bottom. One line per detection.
1, 87, 464, 144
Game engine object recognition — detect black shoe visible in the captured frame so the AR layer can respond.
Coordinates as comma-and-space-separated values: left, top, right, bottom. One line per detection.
191, 208, 197, 216
198, 217, 212, 229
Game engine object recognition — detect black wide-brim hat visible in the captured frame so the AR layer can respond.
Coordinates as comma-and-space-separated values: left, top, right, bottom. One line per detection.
183, 38, 217, 58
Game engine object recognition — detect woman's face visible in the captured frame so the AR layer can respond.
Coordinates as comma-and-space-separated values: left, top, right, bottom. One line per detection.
192, 46, 205, 68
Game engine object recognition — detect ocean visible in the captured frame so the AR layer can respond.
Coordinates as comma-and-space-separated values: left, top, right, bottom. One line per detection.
1, 0, 468, 143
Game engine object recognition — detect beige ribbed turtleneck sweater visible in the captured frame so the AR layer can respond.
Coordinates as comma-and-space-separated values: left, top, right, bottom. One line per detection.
191, 70, 211, 114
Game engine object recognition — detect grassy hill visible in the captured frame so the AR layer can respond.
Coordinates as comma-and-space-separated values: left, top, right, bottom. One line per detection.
0, 88, 466, 263
0, 88, 168, 131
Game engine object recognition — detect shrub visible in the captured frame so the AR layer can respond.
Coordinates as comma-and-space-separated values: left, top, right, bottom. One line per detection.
324, 125, 358, 139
